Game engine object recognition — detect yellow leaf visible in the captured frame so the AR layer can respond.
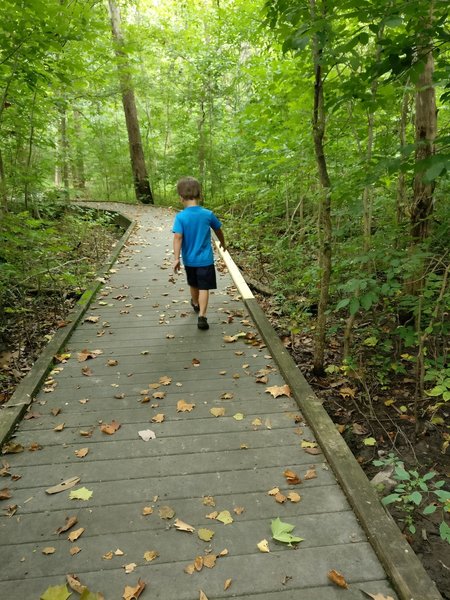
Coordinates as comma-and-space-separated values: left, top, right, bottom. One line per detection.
159, 506, 175, 519
198, 528, 215, 541
224, 579, 232, 591
257, 539, 270, 553
233, 413, 244, 421
216, 510, 233, 524
287, 491, 301, 503
252, 418, 262, 427
268, 487, 280, 496
210, 407, 225, 417
143, 550, 159, 562
300, 440, 318, 448
199, 591, 209, 600
42, 547, 56, 555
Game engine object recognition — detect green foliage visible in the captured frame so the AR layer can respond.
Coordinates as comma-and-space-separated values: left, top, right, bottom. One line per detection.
374, 454, 450, 541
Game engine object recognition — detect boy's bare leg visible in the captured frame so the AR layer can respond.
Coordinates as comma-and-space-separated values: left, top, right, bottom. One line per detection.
190, 287, 199, 307
198, 289, 209, 317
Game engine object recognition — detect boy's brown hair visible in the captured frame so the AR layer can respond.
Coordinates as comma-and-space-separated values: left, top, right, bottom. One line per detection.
177, 176, 201, 200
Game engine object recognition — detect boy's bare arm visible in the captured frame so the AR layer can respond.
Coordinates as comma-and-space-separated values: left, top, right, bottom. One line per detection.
214, 227, 226, 252
173, 233, 182, 273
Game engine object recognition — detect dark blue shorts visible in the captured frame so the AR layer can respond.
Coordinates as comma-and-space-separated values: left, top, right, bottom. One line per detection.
185, 264, 217, 290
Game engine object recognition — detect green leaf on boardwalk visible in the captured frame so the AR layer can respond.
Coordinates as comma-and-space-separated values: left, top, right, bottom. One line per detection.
271, 517, 303, 546
69, 487, 93, 501
233, 413, 244, 421
40, 585, 71, 600
198, 528, 215, 541
216, 510, 233, 524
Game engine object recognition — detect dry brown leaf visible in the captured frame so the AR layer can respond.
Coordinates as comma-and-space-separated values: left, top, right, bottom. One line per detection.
304, 447, 321, 455
275, 492, 287, 503
287, 491, 301, 503
151, 413, 165, 423
268, 487, 280, 496
74, 448, 89, 458
1, 442, 24, 454
68, 527, 85, 542
203, 496, 216, 506
51, 407, 61, 416
233, 506, 245, 515
103, 551, 113, 560
339, 386, 356, 398
42, 547, 55, 555
100, 420, 121, 435
115, 548, 125, 556
328, 569, 349, 589
84, 316, 99, 323
79, 429, 93, 437
224, 579, 232, 591
194, 556, 204, 571
265, 384, 291, 398
210, 407, 225, 417
0, 488, 11, 500
143, 550, 159, 562
66, 574, 86, 594
174, 518, 195, 532
122, 578, 146, 600
124, 562, 137, 574
77, 349, 102, 362
152, 391, 166, 399
220, 392, 233, 400
184, 563, 196, 575
177, 399, 195, 412
81, 366, 93, 377
107, 359, 119, 366
54, 423, 65, 432
199, 591, 209, 600
55, 516, 78, 534
159, 375, 172, 385
206, 511, 219, 520
257, 539, 270, 553
218, 548, 229, 557
283, 469, 302, 485
304, 467, 317, 480
223, 335, 237, 343
142, 506, 153, 516
159, 505, 175, 519
70, 546, 81, 555
192, 358, 201, 366
203, 554, 217, 569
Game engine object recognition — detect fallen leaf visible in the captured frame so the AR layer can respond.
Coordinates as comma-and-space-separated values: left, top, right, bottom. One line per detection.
56, 516, 78, 534
175, 518, 195, 532
287, 491, 301, 503
203, 496, 216, 506
40, 585, 71, 600
138, 429, 156, 441
115, 548, 125, 556
216, 510, 233, 524
198, 528, 214, 541
70, 546, 81, 556
51, 408, 61, 416
1, 442, 24, 454
99, 420, 121, 435
81, 366, 93, 377
268, 487, 280, 496
218, 548, 229, 556
103, 552, 113, 560
194, 556, 204, 571
328, 569, 349, 589
143, 550, 159, 562
142, 506, 153, 516
271, 517, 303, 545
301, 440, 318, 448
283, 469, 302, 485
42, 547, 56, 555
79, 429, 93, 437
265, 385, 291, 398
75, 448, 89, 458
220, 392, 234, 400
304, 447, 321, 455
107, 359, 119, 366
124, 562, 137, 574
223, 335, 237, 343
275, 491, 287, 503
184, 563, 196, 575
224, 579, 232, 591
177, 399, 195, 412
46, 476, 81, 495
252, 418, 262, 427
159, 375, 172, 385
77, 349, 103, 362
206, 511, 218, 519
0, 488, 11, 500
233, 506, 245, 515
28, 442, 43, 451
203, 554, 217, 568
192, 358, 201, 366
339, 386, 356, 398
210, 407, 225, 417
84, 316, 99, 323
233, 413, 244, 421
151, 413, 165, 423
68, 527, 85, 542
364, 437, 377, 446
352, 422, 367, 435
69, 487, 93, 501
152, 391, 165, 399
199, 591, 209, 600
257, 539, 270, 553
304, 467, 317, 480
159, 505, 175, 519
66, 574, 86, 594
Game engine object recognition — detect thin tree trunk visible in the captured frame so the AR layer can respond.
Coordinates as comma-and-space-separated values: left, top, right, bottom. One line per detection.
108, 0, 153, 204
310, 0, 332, 376
0, 149, 7, 212
73, 109, 86, 190
396, 86, 411, 227
24, 89, 38, 209
61, 107, 70, 197
411, 7, 436, 243
198, 97, 206, 188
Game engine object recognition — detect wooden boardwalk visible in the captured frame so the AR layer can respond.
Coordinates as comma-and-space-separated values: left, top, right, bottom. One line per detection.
0, 205, 435, 599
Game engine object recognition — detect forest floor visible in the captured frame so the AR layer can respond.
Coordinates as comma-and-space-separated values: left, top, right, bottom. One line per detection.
1, 217, 448, 599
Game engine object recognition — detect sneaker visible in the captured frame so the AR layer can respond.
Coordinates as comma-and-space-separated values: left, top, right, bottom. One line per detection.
191, 299, 200, 313
197, 316, 209, 330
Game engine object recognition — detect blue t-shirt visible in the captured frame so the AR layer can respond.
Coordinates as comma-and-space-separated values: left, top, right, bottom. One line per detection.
172, 206, 222, 267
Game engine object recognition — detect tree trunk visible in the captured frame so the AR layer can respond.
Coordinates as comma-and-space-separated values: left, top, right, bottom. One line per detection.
396, 87, 411, 227
411, 9, 436, 243
310, 0, 332, 376
73, 109, 86, 191
60, 107, 70, 197
0, 149, 7, 212
108, 0, 153, 205
198, 97, 206, 190
24, 89, 38, 209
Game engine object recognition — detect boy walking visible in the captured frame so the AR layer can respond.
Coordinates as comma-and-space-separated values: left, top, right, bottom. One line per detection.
172, 177, 226, 330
